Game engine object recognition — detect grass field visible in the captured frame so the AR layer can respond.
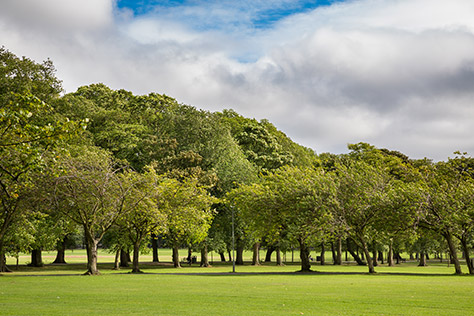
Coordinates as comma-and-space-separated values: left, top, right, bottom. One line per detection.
1, 250, 473, 315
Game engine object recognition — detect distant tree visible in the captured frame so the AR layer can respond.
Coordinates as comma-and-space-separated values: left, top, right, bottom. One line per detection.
229, 166, 336, 272
419, 153, 474, 274
116, 168, 169, 273
160, 177, 217, 268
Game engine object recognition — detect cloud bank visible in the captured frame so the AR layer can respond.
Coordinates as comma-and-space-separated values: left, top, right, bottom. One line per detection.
1, 0, 474, 160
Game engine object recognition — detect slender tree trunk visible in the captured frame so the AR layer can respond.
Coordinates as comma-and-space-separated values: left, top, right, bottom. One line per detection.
200, 244, 210, 267
460, 236, 474, 274
113, 249, 120, 270
29, 249, 44, 267
395, 252, 401, 264
320, 242, 325, 266
172, 245, 181, 268
252, 242, 260, 266
265, 246, 275, 262
276, 247, 283, 266
299, 239, 311, 272
372, 249, 378, 267
131, 241, 141, 273
0, 241, 12, 272
336, 237, 342, 265
378, 251, 384, 264
444, 231, 462, 275
347, 238, 365, 265
236, 244, 244, 265
187, 247, 192, 264
418, 250, 427, 266
360, 237, 375, 274
219, 252, 226, 262
331, 242, 337, 264
120, 249, 130, 268
227, 249, 232, 262
53, 238, 67, 264
85, 238, 100, 275
409, 252, 414, 261
151, 235, 159, 263
388, 240, 394, 267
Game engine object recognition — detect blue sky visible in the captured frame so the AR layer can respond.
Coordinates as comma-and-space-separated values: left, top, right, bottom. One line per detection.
2, 0, 474, 160
116, 0, 344, 30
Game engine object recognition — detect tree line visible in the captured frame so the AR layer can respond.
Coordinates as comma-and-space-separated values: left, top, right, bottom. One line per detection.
1, 47, 473, 275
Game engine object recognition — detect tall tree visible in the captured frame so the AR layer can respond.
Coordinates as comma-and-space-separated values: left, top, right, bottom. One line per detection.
53, 146, 143, 275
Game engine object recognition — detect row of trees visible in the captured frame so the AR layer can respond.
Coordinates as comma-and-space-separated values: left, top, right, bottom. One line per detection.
229, 144, 474, 274
1, 47, 473, 275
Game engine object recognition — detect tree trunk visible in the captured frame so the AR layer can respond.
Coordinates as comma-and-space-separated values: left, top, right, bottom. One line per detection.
151, 235, 159, 263
85, 238, 100, 275
0, 241, 12, 272
29, 249, 44, 267
320, 242, 325, 266
418, 250, 427, 266
331, 242, 337, 264
252, 242, 260, 266
372, 249, 378, 267
120, 249, 130, 268
187, 247, 192, 264
378, 251, 384, 264
53, 238, 67, 264
172, 245, 181, 268
200, 244, 210, 267
360, 237, 375, 274
113, 249, 120, 270
276, 247, 283, 266
347, 238, 365, 265
131, 241, 141, 273
395, 252, 401, 264
388, 240, 394, 267
236, 244, 244, 265
219, 252, 226, 262
460, 236, 474, 274
228, 249, 232, 262
265, 246, 275, 262
336, 237, 342, 265
298, 239, 311, 272
444, 231, 462, 275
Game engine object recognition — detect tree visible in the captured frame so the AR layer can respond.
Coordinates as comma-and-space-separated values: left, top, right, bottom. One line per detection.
53, 146, 143, 275
419, 153, 474, 275
0, 94, 81, 272
0, 48, 83, 272
160, 176, 217, 268
333, 144, 423, 273
229, 166, 336, 272
117, 168, 169, 273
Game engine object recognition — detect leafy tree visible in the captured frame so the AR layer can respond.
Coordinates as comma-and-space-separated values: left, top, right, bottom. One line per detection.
52, 146, 145, 275
229, 166, 336, 272
334, 143, 423, 273
0, 93, 81, 272
117, 168, 169, 273
419, 153, 474, 274
160, 176, 217, 268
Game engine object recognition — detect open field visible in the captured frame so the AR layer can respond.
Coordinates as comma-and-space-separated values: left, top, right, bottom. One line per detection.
1, 250, 474, 315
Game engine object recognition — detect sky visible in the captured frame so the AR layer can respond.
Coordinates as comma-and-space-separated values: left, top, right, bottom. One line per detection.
1, 0, 474, 160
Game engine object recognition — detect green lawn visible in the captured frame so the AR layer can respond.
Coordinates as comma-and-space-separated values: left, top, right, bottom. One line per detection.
1, 250, 474, 315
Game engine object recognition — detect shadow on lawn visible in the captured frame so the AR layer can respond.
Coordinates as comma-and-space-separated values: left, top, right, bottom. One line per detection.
1, 261, 466, 277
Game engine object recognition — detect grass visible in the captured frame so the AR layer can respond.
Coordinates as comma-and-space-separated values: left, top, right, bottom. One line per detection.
1, 250, 474, 315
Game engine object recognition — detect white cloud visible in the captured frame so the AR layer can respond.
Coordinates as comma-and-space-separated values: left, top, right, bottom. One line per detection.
1, 0, 474, 160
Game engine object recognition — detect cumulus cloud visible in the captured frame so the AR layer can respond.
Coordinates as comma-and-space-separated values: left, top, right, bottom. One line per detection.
1, 0, 474, 160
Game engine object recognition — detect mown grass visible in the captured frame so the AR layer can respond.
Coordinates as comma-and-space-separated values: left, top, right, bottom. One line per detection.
2, 250, 473, 315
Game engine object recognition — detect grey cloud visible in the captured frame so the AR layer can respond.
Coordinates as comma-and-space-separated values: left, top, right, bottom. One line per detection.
1, 0, 474, 161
